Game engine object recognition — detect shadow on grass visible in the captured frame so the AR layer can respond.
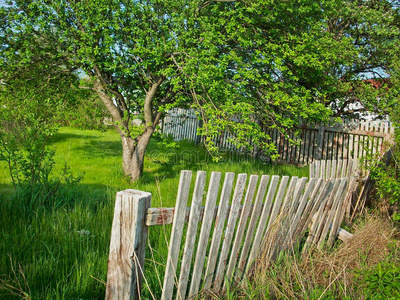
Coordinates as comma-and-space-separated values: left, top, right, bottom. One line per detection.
0, 182, 115, 223
50, 132, 121, 159
73, 140, 121, 159
0, 183, 14, 195
48, 132, 101, 144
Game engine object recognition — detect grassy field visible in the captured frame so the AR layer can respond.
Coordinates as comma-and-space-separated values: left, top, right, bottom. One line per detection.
0, 127, 309, 299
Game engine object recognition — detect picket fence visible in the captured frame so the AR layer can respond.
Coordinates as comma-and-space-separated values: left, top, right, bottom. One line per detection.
310, 159, 359, 219
161, 109, 394, 164
106, 166, 354, 299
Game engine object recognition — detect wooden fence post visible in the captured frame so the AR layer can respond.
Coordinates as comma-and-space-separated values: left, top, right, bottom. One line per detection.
105, 190, 151, 300
196, 119, 203, 145
316, 126, 325, 160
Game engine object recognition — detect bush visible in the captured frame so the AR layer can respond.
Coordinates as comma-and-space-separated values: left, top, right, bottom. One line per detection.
362, 261, 400, 300
0, 60, 86, 209
368, 111, 400, 221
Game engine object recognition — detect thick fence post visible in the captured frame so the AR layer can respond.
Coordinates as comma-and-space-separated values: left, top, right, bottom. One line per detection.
106, 190, 151, 300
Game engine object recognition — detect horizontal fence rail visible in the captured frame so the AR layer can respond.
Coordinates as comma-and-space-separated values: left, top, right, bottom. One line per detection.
106, 170, 353, 299
161, 109, 394, 164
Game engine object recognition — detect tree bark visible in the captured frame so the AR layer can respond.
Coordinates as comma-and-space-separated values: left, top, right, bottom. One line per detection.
121, 128, 154, 181
93, 74, 164, 181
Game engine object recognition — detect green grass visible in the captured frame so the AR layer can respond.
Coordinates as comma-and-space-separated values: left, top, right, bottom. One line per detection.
0, 127, 308, 299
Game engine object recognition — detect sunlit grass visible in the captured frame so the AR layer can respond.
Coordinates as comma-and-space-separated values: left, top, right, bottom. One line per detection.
0, 127, 308, 299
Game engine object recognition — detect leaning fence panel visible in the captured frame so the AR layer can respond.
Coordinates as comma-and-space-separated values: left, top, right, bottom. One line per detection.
106, 169, 356, 299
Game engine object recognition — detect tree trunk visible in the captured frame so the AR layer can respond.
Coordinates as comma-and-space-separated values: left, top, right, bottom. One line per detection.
93, 75, 164, 181
121, 128, 154, 181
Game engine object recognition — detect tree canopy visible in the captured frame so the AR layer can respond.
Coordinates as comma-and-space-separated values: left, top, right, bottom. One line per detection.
1, 0, 398, 180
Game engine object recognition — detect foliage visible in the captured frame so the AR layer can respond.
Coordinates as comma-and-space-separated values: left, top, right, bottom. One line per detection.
362, 262, 400, 300
62, 78, 110, 131
367, 108, 400, 221
3, 1, 398, 179
0, 50, 87, 206
369, 147, 400, 221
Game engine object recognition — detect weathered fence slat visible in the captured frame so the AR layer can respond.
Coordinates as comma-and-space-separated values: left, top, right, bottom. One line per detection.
223, 175, 259, 291
162, 170, 192, 300
302, 180, 335, 255
340, 159, 347, 178
177, 171, 206, 300
246, 175, 280, 271
312, 179, 342, 245
237, 175, 270, 272
268, 177, 303, 260
285, 178, 317, 249
280, 177, 308, 249
326, 160, 332, 178
328, 182, 350, 247
266, 176, 290, 232
294, 178, 324, 240
317, 178, 348, 249
213, 174, 247, 292
287, 177, 308, 224
188, 172, 222, 298
331, 159, 337, 178
203, 172, 235, 291
336, 159, 342, 178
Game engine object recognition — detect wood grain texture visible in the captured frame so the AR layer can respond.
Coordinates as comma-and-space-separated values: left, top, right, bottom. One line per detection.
302, 180, 334, 255
237, 175, 270, 272
203, 173, 235, 291
106, 190, 151, 300
246, 175, 280, 271
188, 172, 222, 298
312, 179, 341, 245
317, 178, 348, 249
285, 178, 317, 248
162, 170, 192, 300
177, 171, 206, 300
266, 176, 290, 232
213, 174, 247, 293
224, 175, 259, 290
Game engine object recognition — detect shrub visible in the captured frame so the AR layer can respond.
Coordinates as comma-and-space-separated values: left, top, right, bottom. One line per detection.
368, 112, 400, 221
362, 261, 400, 300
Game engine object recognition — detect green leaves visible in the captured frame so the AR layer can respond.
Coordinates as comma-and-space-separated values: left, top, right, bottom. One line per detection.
362, 262, 400, 300
1, 0, 399, 170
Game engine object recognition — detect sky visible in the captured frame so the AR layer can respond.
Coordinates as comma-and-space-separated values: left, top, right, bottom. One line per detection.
0, 0, 11, 7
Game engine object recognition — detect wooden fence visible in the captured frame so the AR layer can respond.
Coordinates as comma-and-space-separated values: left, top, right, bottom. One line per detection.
161, 109, 202, 144
310, 159, 359, 219
161, 109, 394, 164
106, 169, 353, 299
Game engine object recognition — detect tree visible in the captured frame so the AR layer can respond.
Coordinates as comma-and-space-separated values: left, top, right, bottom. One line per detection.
1, 1, 398, 181
208, 0, 399, 119
173, 0, 399, 156
2, 0, 237, 180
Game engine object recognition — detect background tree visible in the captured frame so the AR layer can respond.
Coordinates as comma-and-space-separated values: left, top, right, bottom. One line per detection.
1, 0, 398, 181
199, 0, 399, 119
169, 0, 399, 157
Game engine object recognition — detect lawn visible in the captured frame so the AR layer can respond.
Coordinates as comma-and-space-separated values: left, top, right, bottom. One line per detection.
0, 127, 308, 299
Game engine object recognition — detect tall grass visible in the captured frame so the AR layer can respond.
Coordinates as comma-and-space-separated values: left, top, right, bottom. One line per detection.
0, 127, 308, 299
211, 216, 399, 300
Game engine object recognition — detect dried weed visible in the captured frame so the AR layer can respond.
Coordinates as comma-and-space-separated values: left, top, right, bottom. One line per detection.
252, 215, 399, 299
